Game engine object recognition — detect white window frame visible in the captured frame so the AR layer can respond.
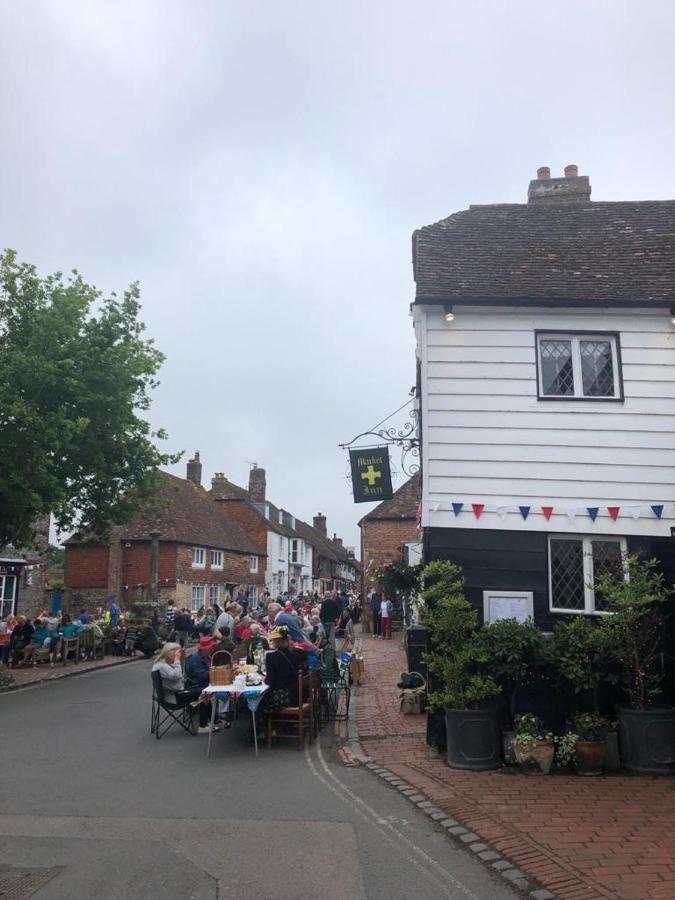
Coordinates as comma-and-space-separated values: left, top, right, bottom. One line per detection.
209, 583, 220, 607
0, 574, 17, 618
249, 556, 258, 573
191, 583, 205, 612
291, 539, 298, 564
536, 332, 622, 400
548, 534, 628, 615
192, 547, 206, 569
211, 550, 223, 570
278, 536, 285, 561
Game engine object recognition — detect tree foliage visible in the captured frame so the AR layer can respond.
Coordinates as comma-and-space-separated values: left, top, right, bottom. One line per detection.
0, 250, 180, 547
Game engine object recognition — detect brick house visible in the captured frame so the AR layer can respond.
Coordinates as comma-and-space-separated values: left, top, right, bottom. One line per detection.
295, 513, 360, 595
64, 460, 266, 614
359, 473, 421, 595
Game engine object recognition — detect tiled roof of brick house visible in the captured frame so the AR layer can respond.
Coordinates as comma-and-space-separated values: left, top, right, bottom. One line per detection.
358, 473, 420, 523
414, 170, 675, 304
69, 473, 265, 556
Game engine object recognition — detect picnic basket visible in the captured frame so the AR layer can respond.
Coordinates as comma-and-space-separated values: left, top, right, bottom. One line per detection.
210, 649, 234, 685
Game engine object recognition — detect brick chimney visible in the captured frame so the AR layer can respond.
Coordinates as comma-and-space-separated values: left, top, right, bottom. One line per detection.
527, 164, 591, 204
211, 472, 228, 495
248, 465, 266, 502
186, 451, 202, 486
313, 513, 327, 536
333, 533, 343, 550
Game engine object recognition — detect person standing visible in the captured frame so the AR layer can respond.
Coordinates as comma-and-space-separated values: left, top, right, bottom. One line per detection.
380, 596, 393, 640
164, 600, 177, 640
370, 591, 381, 637
320, 592, 341, 647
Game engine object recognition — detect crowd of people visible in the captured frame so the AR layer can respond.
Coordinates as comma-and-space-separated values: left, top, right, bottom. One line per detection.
0, 610, 108, 667
152, 589, 362, 735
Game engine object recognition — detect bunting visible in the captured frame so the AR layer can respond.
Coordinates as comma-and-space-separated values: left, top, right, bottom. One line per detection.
428, 501, 673, 523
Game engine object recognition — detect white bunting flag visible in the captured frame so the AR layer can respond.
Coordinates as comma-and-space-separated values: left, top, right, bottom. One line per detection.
496, 506, 511, 521
628, 506, 643, 520
565, 508, 578, 524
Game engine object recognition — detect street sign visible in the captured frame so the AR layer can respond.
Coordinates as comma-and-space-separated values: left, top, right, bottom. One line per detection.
349, 447, 393, 503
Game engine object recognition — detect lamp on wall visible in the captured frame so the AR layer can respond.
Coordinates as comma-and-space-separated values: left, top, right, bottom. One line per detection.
670, 307, 675, 325
444, 305, 455, 322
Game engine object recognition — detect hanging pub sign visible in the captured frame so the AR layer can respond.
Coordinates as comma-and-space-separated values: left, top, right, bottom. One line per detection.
349, 447, 393, 503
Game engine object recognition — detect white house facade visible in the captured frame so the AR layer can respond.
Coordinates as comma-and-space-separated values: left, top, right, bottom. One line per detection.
413, 165, 675, 630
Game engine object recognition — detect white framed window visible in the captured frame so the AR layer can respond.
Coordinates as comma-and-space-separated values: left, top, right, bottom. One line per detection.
536, 332, 623, 400
249, 556, 258, 573
211, 550, 223, 570
192, 547, 205, 568
291, 539, 298, 563
209, 584, 220, 606
0, 574, 17, 619
191, 584, 205, 612
278, 536, 285, 561
548, 535, 627, 614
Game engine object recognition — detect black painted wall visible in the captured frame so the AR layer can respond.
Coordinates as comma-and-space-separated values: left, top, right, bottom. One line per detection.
424, 527, 675, 633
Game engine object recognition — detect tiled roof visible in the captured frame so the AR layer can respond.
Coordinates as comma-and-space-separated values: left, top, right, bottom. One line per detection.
413, 200, 675, 304
100, 473, 264, 555
359, 473, 420, 523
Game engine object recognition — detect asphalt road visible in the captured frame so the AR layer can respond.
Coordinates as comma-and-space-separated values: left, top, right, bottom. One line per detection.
0, 660, 515, 900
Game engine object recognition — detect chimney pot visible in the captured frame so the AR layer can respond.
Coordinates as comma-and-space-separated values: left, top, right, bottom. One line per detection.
537, 166, 551, 180
564, 164, 578, 178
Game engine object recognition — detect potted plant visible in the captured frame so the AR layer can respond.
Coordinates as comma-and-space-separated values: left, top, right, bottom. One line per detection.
554, 730, 579, 771
572, 713, 609, 775
423, 560, 502, 770
596, 556, 675, 775
482, 617, 545, 764
513, 713, 554, 774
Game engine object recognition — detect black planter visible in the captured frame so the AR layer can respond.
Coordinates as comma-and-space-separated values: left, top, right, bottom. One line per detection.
618, 706, 675, 775
444, 707, 502, 771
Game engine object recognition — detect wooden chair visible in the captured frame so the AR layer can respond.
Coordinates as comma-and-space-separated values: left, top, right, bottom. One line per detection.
61, 635, 80, 666
267, 671, 314, 750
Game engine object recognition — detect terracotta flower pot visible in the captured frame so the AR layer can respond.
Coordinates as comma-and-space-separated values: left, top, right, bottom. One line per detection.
575, 739, 607, 776
514, 738, 554, 774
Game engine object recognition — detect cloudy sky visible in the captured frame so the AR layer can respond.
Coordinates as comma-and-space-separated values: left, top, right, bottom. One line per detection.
2, 0, 675, 552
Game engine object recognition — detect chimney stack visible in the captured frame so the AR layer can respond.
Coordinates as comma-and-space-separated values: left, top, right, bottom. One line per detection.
528, 164, 591, 204
186, 451, 202, 486
313, 513, 327, 536
211, 472, 228, 495
333, 533, 343, 550
248, 464, 266, 502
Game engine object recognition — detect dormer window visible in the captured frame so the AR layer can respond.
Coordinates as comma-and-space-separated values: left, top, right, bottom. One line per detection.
536, 332, 623, 400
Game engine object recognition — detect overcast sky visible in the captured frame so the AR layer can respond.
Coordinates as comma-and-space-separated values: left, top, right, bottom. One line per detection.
2, 0, 675, 553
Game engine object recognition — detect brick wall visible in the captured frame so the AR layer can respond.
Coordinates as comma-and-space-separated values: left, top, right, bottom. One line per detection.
64, 545, 110, 588
360, 517, 419, 594
121, 541, 176, 591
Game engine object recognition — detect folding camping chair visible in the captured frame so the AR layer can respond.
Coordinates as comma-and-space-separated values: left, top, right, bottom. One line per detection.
150, 670, 197, 739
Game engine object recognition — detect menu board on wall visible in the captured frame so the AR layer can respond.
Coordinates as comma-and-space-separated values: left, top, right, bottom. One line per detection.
482, 591, 534, 624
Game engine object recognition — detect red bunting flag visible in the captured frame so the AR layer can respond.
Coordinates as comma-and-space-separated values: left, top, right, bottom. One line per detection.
542, 506, 554, 520
607, 506, 620, 521
472, 503, 485, 519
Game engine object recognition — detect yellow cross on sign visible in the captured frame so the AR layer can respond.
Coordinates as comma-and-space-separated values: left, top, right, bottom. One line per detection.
361, 465, 382, 487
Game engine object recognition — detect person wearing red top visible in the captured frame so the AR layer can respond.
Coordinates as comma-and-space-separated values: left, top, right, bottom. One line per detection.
234, 616, 252, 642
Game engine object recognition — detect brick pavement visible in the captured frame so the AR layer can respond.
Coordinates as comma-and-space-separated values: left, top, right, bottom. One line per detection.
354, 632, 675, 900
4, 654, 139, 689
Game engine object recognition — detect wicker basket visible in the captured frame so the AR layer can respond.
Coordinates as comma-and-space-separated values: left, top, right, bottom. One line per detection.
210, 650, 233, 685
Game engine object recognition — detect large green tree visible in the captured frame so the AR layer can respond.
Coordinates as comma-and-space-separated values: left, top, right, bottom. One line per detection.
0, 249, 180, 547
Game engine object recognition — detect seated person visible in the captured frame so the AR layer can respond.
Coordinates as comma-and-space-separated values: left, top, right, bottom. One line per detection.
185, 636, 227, 733
152, 642, 193, 704
308, 615, 327, 648
234, 616, 252, 643
335, 608, 355, 650
214, 626, 236, 658
134, 623, 159, 659
265, 625, 307, 709
241, 623, 269, 658
2, 616, 33, 666
21, 619, 50, 664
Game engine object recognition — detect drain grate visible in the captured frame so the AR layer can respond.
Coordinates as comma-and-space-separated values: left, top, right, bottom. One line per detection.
0, 866, 63, 899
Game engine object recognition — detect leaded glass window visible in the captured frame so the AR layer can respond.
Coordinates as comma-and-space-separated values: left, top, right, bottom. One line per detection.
549, 536, 627, 614
537, 333, 621, 400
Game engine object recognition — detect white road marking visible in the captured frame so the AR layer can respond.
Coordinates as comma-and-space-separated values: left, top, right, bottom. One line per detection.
305, 736, 485, 900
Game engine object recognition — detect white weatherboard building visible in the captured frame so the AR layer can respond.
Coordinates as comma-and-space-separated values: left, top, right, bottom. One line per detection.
413, 165, 675, 630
